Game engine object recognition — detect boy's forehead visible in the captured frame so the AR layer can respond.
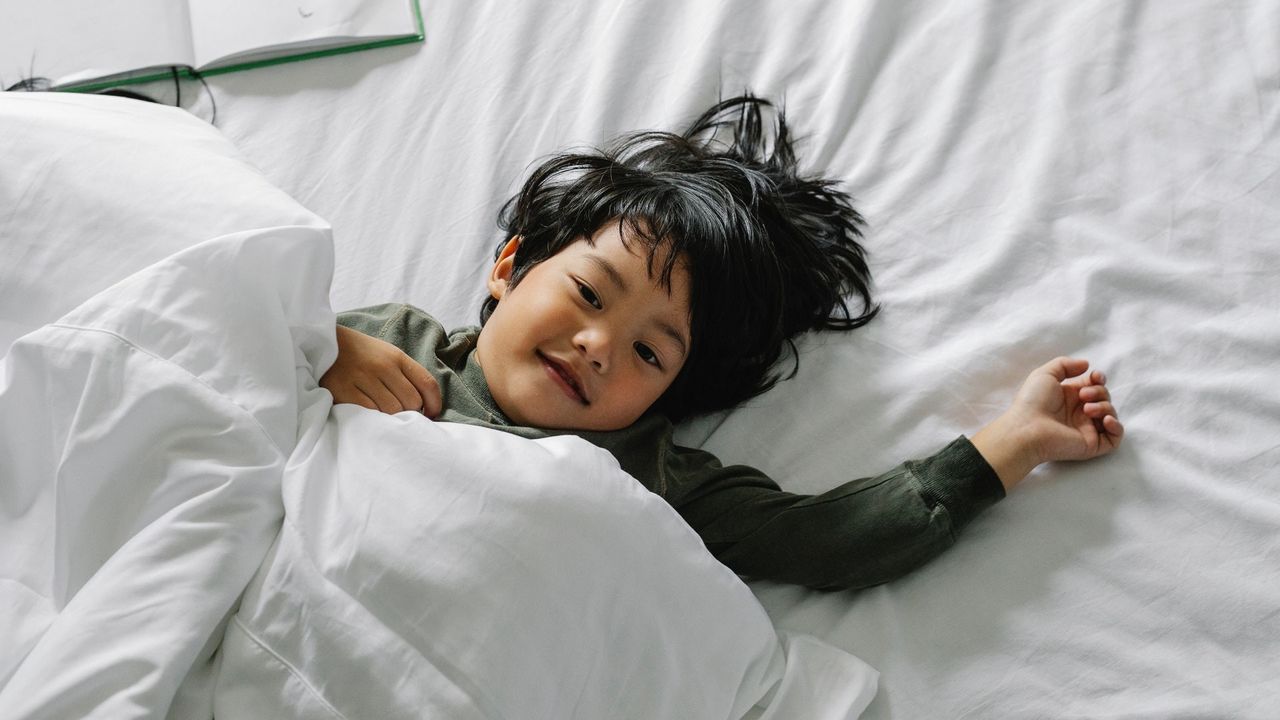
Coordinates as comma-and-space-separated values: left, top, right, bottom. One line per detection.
580, 220, 688, 289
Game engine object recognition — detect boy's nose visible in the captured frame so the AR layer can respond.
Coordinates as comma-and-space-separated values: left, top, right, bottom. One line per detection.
574, 327, 612, 373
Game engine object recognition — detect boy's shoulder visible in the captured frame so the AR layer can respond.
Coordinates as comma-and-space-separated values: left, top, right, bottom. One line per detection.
336, 303, 478, 366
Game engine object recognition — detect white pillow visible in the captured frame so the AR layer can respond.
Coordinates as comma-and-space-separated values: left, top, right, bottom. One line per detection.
0, 93, 326, 356
214, 407, 879, 719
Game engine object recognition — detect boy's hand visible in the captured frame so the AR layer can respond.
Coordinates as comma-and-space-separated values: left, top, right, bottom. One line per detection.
321, 325, 442, 416
971, 357, 1124, 491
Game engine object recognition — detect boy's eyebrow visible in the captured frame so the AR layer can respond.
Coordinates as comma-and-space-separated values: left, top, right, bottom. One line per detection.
657, 321, 689, 359
587, 255, 630, 292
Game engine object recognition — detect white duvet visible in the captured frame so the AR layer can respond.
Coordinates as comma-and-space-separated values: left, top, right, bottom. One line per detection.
0, 226, 337, 717
218, 404, 868, 720
0, 107, 876, 715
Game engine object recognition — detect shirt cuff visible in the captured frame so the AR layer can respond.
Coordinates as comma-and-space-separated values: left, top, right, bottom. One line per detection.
908, 435, 1006, 534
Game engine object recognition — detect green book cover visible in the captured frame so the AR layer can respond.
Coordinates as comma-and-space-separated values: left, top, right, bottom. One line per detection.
2, 0, 423, 93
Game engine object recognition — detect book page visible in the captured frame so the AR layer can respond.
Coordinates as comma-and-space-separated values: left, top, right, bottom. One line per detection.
0, 0, 194, 88
187, 0, 418, 69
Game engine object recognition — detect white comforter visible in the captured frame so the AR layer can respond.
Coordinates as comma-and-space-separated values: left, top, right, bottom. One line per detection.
0, 224, 876, 719
0, 227, 336, 716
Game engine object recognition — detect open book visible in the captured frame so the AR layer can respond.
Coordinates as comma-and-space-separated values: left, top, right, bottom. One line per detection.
2, 0, 423, 92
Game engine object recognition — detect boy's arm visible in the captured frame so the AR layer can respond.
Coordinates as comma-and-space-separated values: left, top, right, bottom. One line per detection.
670, 357, 1123, 591
673, 437, 1003, 590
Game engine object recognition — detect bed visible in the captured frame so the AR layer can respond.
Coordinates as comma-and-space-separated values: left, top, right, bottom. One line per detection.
3, 0, 1278, 717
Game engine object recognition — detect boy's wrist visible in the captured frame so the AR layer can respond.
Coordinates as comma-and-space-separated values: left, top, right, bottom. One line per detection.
970, 412, 1042, 492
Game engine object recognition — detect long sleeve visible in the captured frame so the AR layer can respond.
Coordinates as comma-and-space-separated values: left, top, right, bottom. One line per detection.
663, 436, 1005, 591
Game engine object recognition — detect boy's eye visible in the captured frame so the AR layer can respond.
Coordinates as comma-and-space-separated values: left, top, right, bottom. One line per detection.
577, 281, 602, 309
634, 342, 661, 368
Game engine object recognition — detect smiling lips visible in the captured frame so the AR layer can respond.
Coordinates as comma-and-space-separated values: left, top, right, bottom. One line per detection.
538, 351, 589, 405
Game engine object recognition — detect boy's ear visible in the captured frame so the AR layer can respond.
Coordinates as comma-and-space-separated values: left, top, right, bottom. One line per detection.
487, 236, 522, 300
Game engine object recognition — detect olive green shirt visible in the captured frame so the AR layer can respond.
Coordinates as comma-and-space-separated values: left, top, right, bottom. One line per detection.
337, 304, 1005, 591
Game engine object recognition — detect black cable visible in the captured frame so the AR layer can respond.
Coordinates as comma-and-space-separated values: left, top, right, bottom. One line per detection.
189, 68, 217, 126
5, 77, 51, 91
6, 65, 215, 126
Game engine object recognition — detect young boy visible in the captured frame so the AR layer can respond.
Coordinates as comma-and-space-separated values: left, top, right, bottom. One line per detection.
321, 96, 1124, 591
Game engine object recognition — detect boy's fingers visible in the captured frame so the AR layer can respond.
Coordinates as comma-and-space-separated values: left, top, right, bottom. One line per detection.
1041, 356, 1089, 382
322, 378, 372, 409
1083, 401, 1117, 419
1080, 385, 1111, 402
384, 376, 425, 413
357, 379, 402, 414
1103, 415, 1125, 441
402, 359, 442, 416
345, 388, 379, 411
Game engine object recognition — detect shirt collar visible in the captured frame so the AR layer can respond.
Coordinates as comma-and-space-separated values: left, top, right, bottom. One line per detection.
460, 345, 510, 425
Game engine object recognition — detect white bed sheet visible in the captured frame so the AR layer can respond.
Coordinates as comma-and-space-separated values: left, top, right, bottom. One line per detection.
6, 0, 1280, 717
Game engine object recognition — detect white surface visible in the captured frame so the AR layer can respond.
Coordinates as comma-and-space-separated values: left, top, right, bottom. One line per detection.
0, 0, 419, 87
177, 1, 1275, 717
4, 0, 1280, 716
189, 0, 419, 68
1, 0, 194, 87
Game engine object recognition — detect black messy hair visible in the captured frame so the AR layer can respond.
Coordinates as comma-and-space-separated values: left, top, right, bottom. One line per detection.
481, 94, 879, 421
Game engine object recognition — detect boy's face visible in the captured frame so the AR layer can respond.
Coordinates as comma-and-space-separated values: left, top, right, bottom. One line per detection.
475, 223, 692, 432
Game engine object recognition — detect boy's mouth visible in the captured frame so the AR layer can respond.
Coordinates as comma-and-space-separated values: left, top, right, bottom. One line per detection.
537, 351, 590, 406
